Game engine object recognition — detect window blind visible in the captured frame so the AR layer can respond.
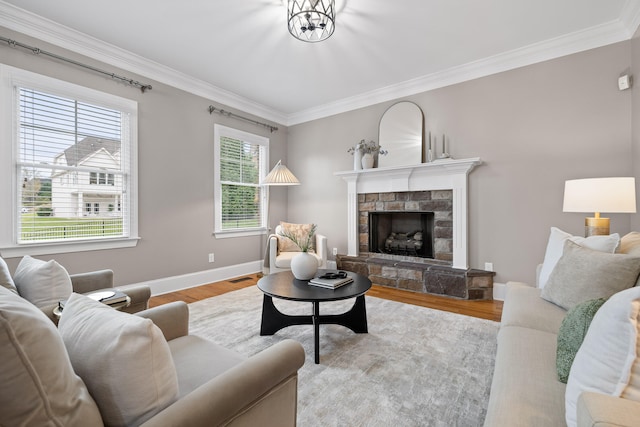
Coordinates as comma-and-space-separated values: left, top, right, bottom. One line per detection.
219, 136, 262, 230
17, 87, 130, 243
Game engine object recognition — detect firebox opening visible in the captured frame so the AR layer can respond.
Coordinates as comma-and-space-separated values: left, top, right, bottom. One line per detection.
369, 211, 434, 258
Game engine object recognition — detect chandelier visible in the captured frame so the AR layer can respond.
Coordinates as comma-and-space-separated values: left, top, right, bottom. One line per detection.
287, 0, 335, 43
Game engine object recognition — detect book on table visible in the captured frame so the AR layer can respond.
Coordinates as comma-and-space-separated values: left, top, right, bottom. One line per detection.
59, 290, 128, 310
309, 275, 353, 289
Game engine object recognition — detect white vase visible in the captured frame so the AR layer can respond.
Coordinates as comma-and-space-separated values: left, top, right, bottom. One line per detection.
361, 153, 374, 169
291, 252, 318, 280
353, 150, 362, 170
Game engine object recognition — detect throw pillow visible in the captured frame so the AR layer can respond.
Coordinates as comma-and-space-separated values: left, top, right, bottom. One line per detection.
277, 221, 316, 252
541, 240, 640, 310
58, 293, 178, 426
13, 255, 73, 309
556, 297, 607, 383
620, 231, 640, 256
565, 286, 640, 427
0, 286, 102, 426
0, 256, 18, 294
538, 227, 620, 289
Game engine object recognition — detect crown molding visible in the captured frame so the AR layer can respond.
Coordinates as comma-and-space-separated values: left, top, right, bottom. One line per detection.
288, 18, 634, 125
1, 0, 638, 128
0, 1, 289, 126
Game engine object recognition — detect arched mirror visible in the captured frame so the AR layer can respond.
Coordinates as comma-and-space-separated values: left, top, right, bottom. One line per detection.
378, 101, 424, 167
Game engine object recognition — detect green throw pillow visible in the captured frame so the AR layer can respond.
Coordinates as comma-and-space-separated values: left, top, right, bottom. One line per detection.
556, 297, 608, 383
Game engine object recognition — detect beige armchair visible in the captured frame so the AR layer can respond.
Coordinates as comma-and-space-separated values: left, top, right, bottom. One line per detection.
266, 224, 328, 275
0, 284, 305, 427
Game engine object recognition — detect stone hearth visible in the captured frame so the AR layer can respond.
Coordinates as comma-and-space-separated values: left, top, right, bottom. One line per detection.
337, 254, 495, 300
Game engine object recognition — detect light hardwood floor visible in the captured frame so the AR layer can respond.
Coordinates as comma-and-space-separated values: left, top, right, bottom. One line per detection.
150, 273, 504, 322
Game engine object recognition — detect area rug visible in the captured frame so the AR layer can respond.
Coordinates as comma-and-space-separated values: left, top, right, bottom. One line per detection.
187, 286, 499, 427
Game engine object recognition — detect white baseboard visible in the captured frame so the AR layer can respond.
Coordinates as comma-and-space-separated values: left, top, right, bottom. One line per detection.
131, 260, 262, 296
493, 282, 506, 301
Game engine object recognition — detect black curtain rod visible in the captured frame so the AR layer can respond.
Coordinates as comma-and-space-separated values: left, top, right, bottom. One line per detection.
208, 105, 278, 133
0, 35, 152, 93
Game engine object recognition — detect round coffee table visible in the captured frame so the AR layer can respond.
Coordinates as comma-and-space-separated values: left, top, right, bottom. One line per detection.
257, 269, 372, 364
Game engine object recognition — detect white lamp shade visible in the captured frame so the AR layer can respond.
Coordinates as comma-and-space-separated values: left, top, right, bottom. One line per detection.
563, 177, 637, 213
261, 160, 300, 186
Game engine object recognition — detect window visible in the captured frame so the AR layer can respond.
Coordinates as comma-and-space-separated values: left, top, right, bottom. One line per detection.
0, 65, 139, 257
214, 124, 268, 238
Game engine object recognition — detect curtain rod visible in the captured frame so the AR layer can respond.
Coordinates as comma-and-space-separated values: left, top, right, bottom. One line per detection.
0, 36, 153, 93
208, 105, 278, 133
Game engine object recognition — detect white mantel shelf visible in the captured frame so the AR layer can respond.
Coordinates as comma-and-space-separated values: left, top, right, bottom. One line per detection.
334, 157, 482, 270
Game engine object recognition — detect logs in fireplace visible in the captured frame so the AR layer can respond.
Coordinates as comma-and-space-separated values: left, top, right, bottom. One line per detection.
369, 212, 434, 258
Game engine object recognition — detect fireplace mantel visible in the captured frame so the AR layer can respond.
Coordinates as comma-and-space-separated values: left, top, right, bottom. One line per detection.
335, 157, 482, 269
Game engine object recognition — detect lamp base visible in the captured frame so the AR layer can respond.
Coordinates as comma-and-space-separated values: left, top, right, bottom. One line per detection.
584, 217, 610, 237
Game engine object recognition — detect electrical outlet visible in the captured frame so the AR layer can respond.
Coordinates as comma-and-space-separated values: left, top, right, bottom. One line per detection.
484, 262, 493, 272
208, 253, 215, 263
332, 247, 338, 256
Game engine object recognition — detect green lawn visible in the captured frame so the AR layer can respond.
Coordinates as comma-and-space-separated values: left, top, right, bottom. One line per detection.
20, 214, 123, 241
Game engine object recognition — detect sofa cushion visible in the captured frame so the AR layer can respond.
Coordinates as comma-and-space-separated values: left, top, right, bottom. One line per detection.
484, 326, 567, 426
0, 286, 102, 427
556, 297, 607, 383
13, 255, 72, 309
565, 286, 640, 427
59, 293, 178, 426
168, 335, 245, 398
538, 227, 620, 289
277, 221, 316, 252
541, 240, 640, 310
0, 256, 17, 294
501, 283, 566, 334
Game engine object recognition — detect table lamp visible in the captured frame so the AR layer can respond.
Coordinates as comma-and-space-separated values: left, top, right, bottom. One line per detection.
563, 177, 636, 236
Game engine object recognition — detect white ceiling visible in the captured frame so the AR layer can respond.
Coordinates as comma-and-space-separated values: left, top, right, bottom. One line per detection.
1, 0, 639, 125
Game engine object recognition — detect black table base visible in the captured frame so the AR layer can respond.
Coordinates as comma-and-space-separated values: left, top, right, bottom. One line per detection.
260, 294, 368, 364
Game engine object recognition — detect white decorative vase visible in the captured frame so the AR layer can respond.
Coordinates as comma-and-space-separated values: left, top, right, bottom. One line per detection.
291, 252, 318, 280
353, 150, 363, 170
361, 153, 374, 169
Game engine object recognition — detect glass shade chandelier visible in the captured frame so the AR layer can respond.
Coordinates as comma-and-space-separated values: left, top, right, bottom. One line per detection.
287, 0, 335, 43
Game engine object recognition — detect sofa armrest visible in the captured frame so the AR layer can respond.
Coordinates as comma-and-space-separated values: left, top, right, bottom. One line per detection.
577, 392, 640, 427
70, 269, 114, 294
316, 233, 328, 268
136, 301, 189, 341
505, 280, 535, 288
140, 339, 305, 427
116, 284, 151, 314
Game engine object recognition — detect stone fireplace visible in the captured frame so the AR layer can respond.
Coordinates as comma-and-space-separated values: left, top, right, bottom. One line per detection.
334, 158, 495, 300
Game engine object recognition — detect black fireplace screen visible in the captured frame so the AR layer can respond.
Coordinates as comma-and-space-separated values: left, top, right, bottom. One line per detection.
368, 211, 434, 258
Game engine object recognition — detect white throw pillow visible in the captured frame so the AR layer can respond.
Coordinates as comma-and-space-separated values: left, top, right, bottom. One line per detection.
565, 286, 640, 427
59, 293, 178, 426
13, 255, 73, 308
538, 227, 620, 288
0, 256, 18, 294
0, 286, 102, 426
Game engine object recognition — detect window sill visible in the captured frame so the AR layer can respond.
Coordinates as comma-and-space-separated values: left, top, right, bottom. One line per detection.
0, 237, 140, 258
213, 228, 267, 239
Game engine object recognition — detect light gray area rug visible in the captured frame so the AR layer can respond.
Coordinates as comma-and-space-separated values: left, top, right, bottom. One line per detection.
188, 286, 499, 427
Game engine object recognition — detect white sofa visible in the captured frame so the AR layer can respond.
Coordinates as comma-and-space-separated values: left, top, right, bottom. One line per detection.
485, 255, 640, 426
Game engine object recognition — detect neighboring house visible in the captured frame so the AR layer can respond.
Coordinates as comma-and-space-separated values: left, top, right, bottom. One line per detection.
51, 137, 122, 218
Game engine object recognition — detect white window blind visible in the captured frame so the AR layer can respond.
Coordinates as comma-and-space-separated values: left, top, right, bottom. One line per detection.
17, 87, 130, 243
214, 124, 268, 237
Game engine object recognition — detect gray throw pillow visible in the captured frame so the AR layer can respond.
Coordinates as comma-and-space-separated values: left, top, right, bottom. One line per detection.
541, 240, 640, 310
556, 297, 607, 383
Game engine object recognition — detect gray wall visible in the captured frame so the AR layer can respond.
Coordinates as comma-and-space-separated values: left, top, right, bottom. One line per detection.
287, 41, 635, 284
2, 25, 638, 287
1, 26, 289, 285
